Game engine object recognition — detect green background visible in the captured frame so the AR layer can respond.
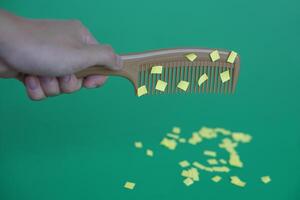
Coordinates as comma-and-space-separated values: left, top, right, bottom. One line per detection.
1, 0, 300, 199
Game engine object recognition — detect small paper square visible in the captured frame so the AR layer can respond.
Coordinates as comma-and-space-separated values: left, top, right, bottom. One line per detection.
177, 80, 189, 91
198, 73, 208, 86
210, 50, 220, 62
155, 80, 167, 92
185, 53, 198, 62
124, 181, 135, 190
227, 51, 237, 64
220, 70, 230, 83
137, 85, 147, 97
151, 65, 163, 74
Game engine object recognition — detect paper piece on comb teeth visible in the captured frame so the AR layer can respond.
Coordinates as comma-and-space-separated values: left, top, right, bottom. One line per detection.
230, 176, 246, 187
198, 73, 208, 86
183, 178, 194, 186
220, 70, 230, 83
210, 50, 220, 62
212, 166, 230, 173
172, 127, 181, 134
212, 176, 222, 183
214, 128, 231, 135
185, 53, 198, 62
231, 132, 252, 143
155, 80, 167, 92
207, 159, 219, 165
229, 153, 243, 168
160, 138, 177, 150
219, 159, 227, 165
134, 141, 143, 149
151, 65, 163, 74
146, 149, 154, 157
261, 176, 271, 184
227, 51, 237, 64
204, 150, 217, 157
137, 85, 147, 97
166, 133, 179, 140
177, 81, 190, 91
124, 181, 135, 190
179, 160, 190, 168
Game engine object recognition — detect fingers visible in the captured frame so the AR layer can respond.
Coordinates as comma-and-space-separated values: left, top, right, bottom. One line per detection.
58, 74, 82, 93
24, 76, 46, 100
76, 44, 123, 71
83, 75, 107, 88
40, 77, 60, 96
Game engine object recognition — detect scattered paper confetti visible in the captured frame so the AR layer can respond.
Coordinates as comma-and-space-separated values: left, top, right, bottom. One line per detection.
185, 53, 198, 62
124, 181, 136, 190
214, 128, 231, 135
207, 159, 219, 165
137, 85, 147, 97
160, 138, 177, 150
227, 51, 237, 64
219, 159, 227, 165
177, 80, 190, 91
134, 141, 143, 149
183, 178, 194, 186
230, 176, 246, 187
211, 176, 222, 183
220, 70, 230, 83
188, 132, 202, 145
229, 153, 243, 168
232, 132, 252, 143
261, 176, 271, 184
166, 133, 180, 140
146, 149, 154, 157
212, 166, 230, 173
198, 73, 208, 86
204, 150, 217, 157
155, 80, 167, 92
198, 127, 217, 139
179, 160, 191, 168
172, 127, 181, 134
210, 50, 220, 62
151, 65, 163, 74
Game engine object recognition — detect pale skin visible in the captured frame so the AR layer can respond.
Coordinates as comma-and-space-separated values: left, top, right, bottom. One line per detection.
0, 10, 123, 100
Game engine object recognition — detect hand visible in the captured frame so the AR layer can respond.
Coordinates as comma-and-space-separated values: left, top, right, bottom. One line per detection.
0, 10, 122, 100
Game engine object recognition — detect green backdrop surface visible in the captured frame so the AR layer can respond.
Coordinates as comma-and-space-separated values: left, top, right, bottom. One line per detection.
0, 0, 300, 199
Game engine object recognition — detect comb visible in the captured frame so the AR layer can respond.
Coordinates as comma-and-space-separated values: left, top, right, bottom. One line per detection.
75, 48, 240, 96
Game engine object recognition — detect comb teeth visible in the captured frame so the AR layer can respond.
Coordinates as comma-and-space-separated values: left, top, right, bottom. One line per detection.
138, 61, 236, 95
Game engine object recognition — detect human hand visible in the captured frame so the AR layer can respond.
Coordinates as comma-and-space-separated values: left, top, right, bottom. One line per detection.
0, 10, 122, 100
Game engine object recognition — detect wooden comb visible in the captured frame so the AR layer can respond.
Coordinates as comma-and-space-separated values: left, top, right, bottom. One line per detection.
75, 48, 240, 96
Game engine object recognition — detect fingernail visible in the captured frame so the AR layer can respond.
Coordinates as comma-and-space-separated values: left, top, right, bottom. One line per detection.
62, 75, 71, 83
27, 77, 38, 90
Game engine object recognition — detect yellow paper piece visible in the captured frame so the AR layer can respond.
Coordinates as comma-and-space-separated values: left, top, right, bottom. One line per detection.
219, 159, 227, 165
177, 80, 190, 91
212, 166, 230, 173
160, 138, 177, 150
212, 176, 222, 183
178, 138, 186, 143
207, 159, 218, 165
232, 132, 252, 143
146, 149, 154, 157
220, 70, 230, 83
227, 51, 237, 64
124, 181, 136, 190
151, 65, 163, 74
155, 80, 167, 92
137, 85, 147, 97
134, 141, 143, 149
214, 128, 231, 135
261, 176, 271, 184
188, 132, 202, 145
219, 138, 238, 153
229, 153, 243, 168
172, 127, 181, 134
198, 127, 217, 139
166, 133, 179, 140
179, 160, 190, 168
204, 150, 217, 157
183, 178, 194, 186
230, 176, 246, 187
210, 50, 220, 62
185, 53, 198, 62
198, 73, 208, 86
192, 162, 213, 172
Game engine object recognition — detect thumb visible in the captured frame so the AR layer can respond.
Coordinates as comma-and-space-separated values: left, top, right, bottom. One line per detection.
76, 44, 123, 71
